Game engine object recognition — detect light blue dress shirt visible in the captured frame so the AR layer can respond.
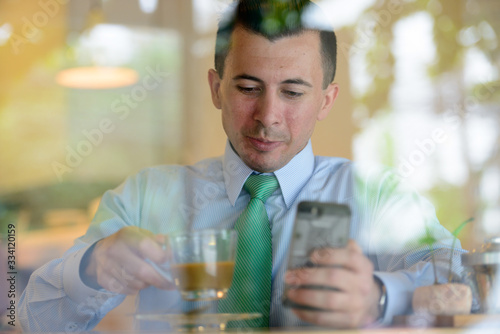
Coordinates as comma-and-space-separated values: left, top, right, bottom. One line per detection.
19, 140, 464, 332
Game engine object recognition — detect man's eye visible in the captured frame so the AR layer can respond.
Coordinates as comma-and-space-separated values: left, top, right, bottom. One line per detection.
237, 86, 261, 94
283, 90, 303, 98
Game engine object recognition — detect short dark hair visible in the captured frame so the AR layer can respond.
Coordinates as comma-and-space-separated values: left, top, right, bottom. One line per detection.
214, 0, 337, 89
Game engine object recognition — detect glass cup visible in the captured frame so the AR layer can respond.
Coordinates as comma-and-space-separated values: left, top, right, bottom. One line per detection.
159, 228, 238, 301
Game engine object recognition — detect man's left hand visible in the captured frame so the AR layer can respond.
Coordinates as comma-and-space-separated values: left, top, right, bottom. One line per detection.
284, 240, 382, 328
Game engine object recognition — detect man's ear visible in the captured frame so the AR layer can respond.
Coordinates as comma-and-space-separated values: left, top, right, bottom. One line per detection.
317, 83, 339, 121
208, 69, 222, 109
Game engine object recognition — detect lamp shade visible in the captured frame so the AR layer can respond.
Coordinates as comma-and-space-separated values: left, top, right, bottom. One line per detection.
56, 66, 138, 89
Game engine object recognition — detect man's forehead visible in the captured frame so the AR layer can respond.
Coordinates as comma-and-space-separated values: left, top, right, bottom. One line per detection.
229, 26, 321, 57
232, 25, 319, 44
224, 28, 322, 86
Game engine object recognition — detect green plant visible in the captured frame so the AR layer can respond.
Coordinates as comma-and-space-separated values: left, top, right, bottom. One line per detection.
419, 217, 474, 285
447, 217, 474, 283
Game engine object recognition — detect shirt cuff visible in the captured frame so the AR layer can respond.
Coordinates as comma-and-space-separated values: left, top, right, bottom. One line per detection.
63, 243, 118, 304
373, 271, 415, 326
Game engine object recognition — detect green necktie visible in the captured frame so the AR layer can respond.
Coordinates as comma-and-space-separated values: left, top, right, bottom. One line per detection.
219, 174, 279, 328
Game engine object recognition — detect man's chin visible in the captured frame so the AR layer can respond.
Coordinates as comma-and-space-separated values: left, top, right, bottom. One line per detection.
242, 154, 285, 173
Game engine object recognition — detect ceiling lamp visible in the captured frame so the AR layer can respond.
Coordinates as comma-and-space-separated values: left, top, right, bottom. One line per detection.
56, 66, 138, 89
56, 0, 139, 89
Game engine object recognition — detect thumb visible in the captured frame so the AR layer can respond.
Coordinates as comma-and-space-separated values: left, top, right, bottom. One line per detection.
347, 239, 363, 254
153, 234, 166, 244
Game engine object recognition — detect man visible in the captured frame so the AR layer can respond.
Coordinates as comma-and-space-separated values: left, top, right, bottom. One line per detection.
19, 0, 465, 331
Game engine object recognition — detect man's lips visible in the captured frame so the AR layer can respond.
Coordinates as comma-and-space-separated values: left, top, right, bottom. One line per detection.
247, 137, 282, 151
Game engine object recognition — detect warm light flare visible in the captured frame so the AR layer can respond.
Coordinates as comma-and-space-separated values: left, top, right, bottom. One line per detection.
55, 66, 138, 89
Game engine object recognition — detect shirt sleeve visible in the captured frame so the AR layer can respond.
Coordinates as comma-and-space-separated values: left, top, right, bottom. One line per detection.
18, 171, 147, 332
354, 166, 467, 325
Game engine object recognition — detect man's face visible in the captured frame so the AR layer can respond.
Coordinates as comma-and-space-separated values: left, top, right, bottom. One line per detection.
209, 27, 338, 172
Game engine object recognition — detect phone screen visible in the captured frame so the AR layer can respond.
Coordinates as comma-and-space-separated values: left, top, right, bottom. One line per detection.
287, 201, 351, 269
283, 201, 351, 310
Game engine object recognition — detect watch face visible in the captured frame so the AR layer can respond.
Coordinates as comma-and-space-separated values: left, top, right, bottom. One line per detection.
374, 276, 387, 319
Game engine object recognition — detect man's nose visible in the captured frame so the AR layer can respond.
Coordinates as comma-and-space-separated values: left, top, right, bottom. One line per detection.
254, 92, 282, 127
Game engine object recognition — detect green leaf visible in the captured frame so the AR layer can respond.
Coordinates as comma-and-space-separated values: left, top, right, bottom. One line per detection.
447, 217, 474, 283
452, 217, 474, 237
418, 235, 437, 246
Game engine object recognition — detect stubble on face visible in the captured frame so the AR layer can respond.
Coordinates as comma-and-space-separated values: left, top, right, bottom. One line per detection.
217, 27, 329, 173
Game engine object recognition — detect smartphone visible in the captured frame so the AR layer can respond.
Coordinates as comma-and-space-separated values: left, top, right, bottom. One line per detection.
282, 201, 351, 310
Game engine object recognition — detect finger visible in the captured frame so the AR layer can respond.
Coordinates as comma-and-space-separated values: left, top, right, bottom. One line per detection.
310, 240, 361, 264
98, 240, 172, 291
285, 266, 344, 288
285, 267, 323, 286
310, 247, 348, 266
287, 287, 354, 312
286, 267, 359, 292
346, 239, 363, 253
291, 307, 363, 329
135, 236, 174, 289
310, 242, 373, 274
115, 246, 173, 290
288, 285, 366, 328
137, 236, 169, 263
96, 251, 146, 293
92, 227, 174, 292
142, 262, 176, 290
153, 234, 166, 245
121, 227, 168, 264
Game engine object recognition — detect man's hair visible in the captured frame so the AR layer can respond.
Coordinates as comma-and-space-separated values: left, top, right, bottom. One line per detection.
214, 0, 337, 89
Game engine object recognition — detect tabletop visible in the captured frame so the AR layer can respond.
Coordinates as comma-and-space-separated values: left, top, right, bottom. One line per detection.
3, 329, 500, 334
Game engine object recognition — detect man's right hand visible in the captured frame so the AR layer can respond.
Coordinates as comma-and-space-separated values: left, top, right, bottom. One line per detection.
81, 226, 175, 294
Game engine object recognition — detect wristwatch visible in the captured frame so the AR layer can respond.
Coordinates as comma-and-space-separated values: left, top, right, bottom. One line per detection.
374, 276, 387, 322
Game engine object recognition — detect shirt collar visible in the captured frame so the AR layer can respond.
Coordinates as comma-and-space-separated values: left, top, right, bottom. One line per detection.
222, 140, 315, 208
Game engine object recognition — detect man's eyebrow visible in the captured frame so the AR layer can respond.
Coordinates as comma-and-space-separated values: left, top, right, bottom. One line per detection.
281, 78, 313, 88
233, 74, 313, 88
232, 74, 263, 83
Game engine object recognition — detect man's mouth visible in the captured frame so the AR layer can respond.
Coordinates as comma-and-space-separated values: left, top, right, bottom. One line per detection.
247, 136, 282, 152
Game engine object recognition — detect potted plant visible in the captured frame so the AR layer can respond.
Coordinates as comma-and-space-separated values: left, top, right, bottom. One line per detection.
412, 218, 474, 316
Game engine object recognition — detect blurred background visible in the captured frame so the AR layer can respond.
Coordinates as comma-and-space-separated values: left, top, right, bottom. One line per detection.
0, 0, 499, 330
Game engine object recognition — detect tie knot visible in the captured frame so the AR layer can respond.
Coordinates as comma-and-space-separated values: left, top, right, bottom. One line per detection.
244, 175, 279, 202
